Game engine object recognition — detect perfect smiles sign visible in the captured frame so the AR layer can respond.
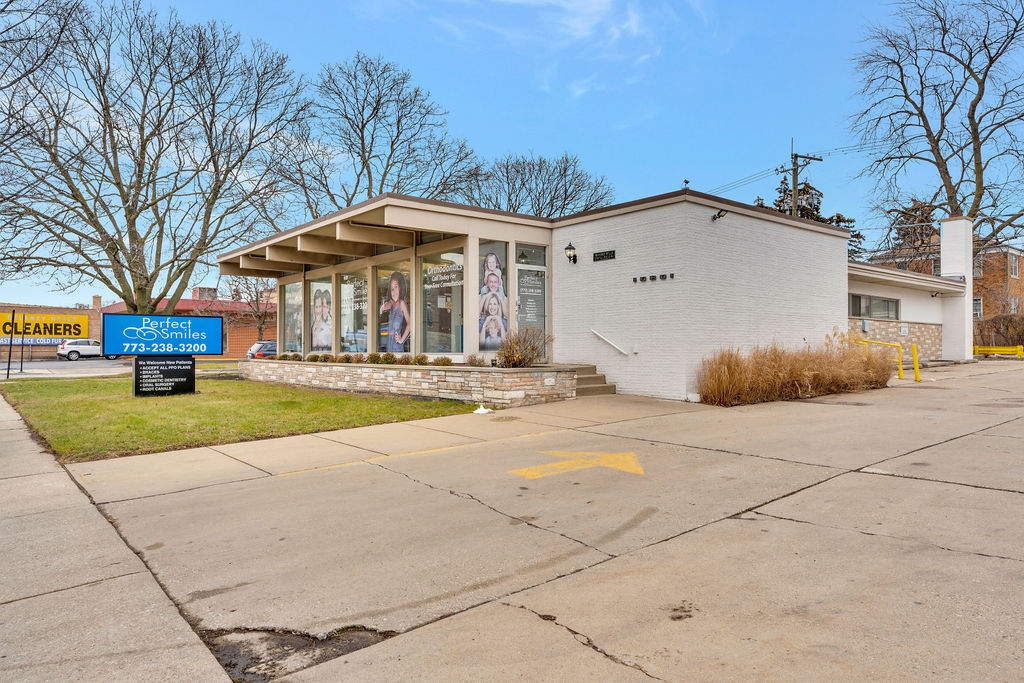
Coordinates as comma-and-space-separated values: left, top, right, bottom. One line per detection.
102, 314, 223, 356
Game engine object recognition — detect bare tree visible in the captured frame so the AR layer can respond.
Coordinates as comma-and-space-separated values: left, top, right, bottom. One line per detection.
462, 151, 614, 218
280, 52, 482, 218
222, 276, 276, 341
854, 0, 1024, 245
0, 1, 307, 313
0, 0, 79, 91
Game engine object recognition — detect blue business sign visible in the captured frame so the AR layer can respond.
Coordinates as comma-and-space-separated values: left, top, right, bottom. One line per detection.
103, 314, 223, 356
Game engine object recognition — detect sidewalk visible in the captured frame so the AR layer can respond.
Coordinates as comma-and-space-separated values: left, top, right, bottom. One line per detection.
0, 396, 226, 681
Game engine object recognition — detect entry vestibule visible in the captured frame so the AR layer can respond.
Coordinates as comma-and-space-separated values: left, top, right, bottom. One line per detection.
275, 233, 549, 359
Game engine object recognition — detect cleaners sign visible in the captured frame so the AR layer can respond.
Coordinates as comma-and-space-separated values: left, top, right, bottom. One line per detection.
103, 314, 223, 356
2, 313, 88, 341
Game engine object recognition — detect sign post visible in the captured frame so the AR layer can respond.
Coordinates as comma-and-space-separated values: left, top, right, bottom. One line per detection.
102, 314, 223, 398
5, 308, 14, 380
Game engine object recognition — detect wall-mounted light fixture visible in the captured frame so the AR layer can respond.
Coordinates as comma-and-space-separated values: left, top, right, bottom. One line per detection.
517, 250, 528, 264
711, 209, 728, 222
565, 243, 577, 264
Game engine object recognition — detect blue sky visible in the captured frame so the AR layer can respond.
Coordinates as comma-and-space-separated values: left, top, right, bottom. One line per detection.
2, 0, 901, 307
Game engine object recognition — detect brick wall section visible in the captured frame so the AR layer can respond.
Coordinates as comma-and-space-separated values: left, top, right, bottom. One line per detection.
223, 323, 276, 359
552, 201, 848, 401
239, 360, 576, 407
848, 318, 942, 361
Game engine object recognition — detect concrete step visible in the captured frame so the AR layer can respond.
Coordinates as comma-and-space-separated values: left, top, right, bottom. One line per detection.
576, 373, 608, 386
571, 364, 598, 375
576, 383, 616, 396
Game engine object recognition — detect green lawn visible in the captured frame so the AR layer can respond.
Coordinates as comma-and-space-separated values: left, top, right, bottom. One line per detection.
0, 377, 474, 462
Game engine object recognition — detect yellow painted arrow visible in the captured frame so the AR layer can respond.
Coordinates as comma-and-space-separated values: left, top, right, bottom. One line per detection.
509, 451, 644, 480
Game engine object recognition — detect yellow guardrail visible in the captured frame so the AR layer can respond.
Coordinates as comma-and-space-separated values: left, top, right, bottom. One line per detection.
854, 338, 905, 380
973, 345, 1024, 359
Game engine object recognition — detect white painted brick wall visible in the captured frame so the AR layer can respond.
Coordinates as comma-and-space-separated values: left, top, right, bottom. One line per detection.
551, 201, 848, 401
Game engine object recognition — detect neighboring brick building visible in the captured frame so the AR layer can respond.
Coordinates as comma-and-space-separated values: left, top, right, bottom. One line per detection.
100, 288, 277, 359
870, 240, 1024, 340
0, 296, 104, 359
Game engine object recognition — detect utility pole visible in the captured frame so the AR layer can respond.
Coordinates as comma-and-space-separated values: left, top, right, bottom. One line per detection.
786, 152, 822, 217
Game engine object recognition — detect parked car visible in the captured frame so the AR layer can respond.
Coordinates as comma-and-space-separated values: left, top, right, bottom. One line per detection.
57, 338, 120, 361
246, 340, 277, 359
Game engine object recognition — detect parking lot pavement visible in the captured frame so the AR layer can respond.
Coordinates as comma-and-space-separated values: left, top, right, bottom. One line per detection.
13, 360, 1024, 679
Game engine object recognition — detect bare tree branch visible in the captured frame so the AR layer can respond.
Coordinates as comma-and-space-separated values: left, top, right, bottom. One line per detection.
277, 52, 483, 219
854, 0, 1024, 246
462, 151, 614, 218
0, 0, 308, 313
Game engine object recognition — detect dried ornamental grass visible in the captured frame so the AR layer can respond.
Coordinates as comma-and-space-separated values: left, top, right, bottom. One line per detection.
496, 328, 553, 368
697, 333, 894, 406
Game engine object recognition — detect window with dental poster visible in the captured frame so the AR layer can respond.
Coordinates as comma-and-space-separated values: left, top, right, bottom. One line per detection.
478, 240, 508, 351
308, 278, 333, 353
377, 261, 411, 353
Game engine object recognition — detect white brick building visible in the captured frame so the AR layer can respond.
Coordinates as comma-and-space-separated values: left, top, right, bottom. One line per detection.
220, 190, 971, 402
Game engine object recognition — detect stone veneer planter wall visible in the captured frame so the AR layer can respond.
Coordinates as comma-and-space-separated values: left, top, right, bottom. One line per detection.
238, 360, 577, 407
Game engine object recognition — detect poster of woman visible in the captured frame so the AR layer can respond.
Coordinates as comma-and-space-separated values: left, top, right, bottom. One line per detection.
379, 270, 410, 352
478, 249, 508, 351
309, 280, 333, 353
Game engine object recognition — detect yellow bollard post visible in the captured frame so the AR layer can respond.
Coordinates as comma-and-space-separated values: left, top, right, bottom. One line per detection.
912, 344, 921, 382
896, 345, 903, 380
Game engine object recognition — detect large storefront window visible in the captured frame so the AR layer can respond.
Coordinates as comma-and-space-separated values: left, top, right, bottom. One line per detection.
282, 281, 303, 353
420, 249, 464, 353
308, 277, 333, 353
376, 261, 411, 353
478, 240, 508, 351
339, 273, 367, 352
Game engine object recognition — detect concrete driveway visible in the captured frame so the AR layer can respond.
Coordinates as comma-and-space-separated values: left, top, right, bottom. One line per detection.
9, 360, 1024, 680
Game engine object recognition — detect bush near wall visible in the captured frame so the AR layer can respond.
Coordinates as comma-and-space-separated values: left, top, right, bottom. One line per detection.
975, 314, 1024, 347
697, 334, 894, 407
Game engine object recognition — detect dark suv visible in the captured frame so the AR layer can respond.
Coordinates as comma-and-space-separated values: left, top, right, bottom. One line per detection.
246, 340, 277, 359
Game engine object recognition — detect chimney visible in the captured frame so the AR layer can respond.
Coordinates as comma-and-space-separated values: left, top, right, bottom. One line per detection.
939, 215, 974, 360
92, 295, 102, 309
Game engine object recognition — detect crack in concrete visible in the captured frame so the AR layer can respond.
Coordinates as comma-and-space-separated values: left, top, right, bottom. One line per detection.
362, 457, 614, 558
206, 446, 275, 477
506, 603, 668, 681
752, 511, 1024, 564
0, 571, 144, 606
858, 468, 1024, 496
95, 474, 271, 505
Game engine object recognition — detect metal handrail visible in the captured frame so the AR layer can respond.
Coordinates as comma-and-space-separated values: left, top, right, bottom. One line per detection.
590, 329, 629, 356
854, 338, 904, 380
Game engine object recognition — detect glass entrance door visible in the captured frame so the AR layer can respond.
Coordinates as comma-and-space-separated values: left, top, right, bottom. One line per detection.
515, 267, 547, 337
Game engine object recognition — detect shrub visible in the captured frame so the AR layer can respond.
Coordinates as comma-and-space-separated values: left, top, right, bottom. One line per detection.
975, 314, 1024, 347
412, 354, 430, 365
306, 354, 321, 362
697, 332, 894, 407
396, 354, 413, 365
432, 356, 453, 366
337, 354, 353, 363
318, 354, 335, 362
262, 354, 277, 360
464, 353, 486, 367
351, 353, 366, 364
289, 353, 303, 361
496, 327, 553, 368
381, 352, 397, 364
366, 352, 382, 364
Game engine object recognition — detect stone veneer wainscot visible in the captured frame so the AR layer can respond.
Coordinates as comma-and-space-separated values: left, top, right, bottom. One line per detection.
239, 360, 577, 407
848, 318, 943, 361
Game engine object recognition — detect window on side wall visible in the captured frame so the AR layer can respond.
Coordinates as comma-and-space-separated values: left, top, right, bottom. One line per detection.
849, 294, 900, 320
1011, 254, 1019, 278
1011, 297, 1019, 314
931, 258, 941, 275
973, 255, 983, 278
973, 297, 983, 319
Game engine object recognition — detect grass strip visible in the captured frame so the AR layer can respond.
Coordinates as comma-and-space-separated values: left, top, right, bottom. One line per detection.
0, 377, 474, 462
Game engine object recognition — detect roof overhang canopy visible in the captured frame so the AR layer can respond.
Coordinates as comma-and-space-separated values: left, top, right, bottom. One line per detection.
847, 261, 966, 294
